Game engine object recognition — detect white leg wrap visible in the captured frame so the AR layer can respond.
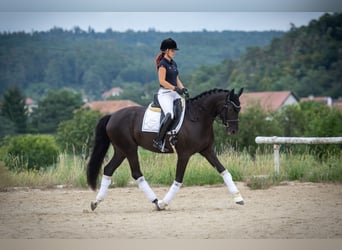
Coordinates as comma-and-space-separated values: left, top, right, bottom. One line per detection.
162, 180, 182, 205
96, 175, 112, 201
221, 170, 239, 195
137, 176, 157, 202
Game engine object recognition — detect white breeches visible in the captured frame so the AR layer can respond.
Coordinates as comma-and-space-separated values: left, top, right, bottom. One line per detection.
157, 88, 181, 119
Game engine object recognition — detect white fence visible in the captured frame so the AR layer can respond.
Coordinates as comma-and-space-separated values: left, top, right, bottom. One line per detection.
255, 136, 342, 174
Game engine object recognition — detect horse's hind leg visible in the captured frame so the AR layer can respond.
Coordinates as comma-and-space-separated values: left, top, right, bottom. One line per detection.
91, 150, 125, 211
157, 154, 190, 210
126, 150, 158, 206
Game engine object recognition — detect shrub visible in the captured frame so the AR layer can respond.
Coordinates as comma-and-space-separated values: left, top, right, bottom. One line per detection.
56, 108, 102, 156
4, 134, 59, 171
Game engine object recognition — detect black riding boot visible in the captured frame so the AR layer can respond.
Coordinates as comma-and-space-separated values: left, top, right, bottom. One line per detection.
153, 113, 173, 152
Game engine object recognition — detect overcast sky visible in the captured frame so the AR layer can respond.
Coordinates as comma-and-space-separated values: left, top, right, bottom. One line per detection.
0, 0, 340, 32
0, 12, 329, 33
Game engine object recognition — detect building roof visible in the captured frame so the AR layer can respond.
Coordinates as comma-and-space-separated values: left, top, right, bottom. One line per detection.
101, 87, 123, 98
83, 100, 140, 114
239, 91, 298, 112
25, 97, 34, 105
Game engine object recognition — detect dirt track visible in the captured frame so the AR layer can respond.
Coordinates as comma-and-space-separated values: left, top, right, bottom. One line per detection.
0, 182, 341, 239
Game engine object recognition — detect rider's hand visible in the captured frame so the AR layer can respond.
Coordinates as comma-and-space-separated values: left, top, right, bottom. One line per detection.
182, 88, 190, 98
174, 86, 183, 95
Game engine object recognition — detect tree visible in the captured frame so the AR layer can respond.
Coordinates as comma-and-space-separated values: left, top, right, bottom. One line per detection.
30, 89, 83, 133
228, 104, 282, 155
0, 86, 27, 134
0, 115, 16, 139
56, 108, 102, 156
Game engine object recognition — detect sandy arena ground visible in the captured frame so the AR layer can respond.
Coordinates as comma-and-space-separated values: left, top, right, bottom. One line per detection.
0, 181, 341, 239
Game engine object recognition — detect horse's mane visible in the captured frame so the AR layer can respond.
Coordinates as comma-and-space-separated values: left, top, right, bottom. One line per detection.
188, 88, 229, 103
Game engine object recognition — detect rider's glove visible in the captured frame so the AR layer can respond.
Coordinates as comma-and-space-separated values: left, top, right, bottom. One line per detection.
182, 88, 190, 98
174, 86, 184, 96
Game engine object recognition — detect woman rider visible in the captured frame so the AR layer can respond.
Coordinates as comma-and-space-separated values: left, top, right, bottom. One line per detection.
153, 38, 189, 152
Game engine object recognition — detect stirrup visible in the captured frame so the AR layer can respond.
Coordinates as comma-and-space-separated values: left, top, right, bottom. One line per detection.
153, 139, 169, 152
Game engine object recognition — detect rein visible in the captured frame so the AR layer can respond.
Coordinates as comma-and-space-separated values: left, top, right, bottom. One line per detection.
186, 89, 242, 126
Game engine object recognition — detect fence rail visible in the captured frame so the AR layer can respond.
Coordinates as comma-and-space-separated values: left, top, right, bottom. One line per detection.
255, 136, 342, 174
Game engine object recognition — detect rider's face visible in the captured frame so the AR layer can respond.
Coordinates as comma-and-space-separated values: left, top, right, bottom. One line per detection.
166, 49, 176, 59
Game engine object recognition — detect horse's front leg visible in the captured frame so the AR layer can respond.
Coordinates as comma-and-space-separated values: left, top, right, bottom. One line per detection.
200, 148, 244, 205
157, 154, 190, 210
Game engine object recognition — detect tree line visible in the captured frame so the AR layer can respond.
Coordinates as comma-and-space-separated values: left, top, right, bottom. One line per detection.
0, 27, 282, 101
185, 13, 342, 99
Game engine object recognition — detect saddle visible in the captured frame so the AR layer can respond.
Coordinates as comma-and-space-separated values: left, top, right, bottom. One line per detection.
141, 94, 185, 134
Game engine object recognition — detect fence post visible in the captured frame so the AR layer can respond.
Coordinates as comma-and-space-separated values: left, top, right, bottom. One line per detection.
255, 136, 342, 174
273, 144, 281, 174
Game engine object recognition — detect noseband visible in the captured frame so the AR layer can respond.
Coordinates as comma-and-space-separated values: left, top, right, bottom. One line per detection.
219, 100, 241, 127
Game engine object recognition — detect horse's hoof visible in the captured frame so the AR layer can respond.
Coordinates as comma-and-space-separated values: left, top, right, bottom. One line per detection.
233, 193, 244, 205
153, 199, 167, 211
91, 201, 98, 211
236, 200, 244, 205
157, 200, 167, 210
153, 199, 164, 211
153, 199, 160, 211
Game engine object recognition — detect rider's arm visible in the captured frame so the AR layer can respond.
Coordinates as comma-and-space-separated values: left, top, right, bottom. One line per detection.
158, 66, 176, 90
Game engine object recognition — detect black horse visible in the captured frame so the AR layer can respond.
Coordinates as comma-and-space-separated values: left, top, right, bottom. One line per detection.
87, 88, 244, 211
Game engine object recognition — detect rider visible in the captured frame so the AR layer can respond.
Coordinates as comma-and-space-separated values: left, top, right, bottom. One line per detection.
153, 38, 189, 152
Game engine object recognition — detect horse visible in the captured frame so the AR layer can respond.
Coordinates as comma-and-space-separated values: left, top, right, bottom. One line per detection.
87, 88, 244, 211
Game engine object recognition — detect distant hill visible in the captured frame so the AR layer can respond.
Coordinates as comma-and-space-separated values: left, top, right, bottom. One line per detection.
0, 28, 283, 100
217, 13, 342, 98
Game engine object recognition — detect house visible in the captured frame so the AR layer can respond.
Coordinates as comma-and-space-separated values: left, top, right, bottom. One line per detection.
239, 91, 299, 112
300, 96, 333, 106
333, 99, 342, 111
83, 100, 140, 114
25, 97, 38, 114
300, 95, 342, 111
101, 87, 123, 99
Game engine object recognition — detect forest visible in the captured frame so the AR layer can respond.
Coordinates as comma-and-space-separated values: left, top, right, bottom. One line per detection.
1, 13, 341, 104
222, 13, 342, 98
0, 26, 283, 100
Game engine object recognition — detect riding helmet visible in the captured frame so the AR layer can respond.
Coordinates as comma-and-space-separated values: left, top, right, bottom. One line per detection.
160, 38, 179, 51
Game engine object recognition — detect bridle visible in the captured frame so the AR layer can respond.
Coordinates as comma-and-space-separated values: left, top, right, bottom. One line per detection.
219, 99, 241, 127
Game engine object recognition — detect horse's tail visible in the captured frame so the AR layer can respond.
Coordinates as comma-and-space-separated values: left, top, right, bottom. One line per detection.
87, 114, 111, 190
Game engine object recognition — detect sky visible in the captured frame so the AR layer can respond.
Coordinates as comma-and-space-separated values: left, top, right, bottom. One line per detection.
0, 0, 340, 33
0, 12, 329, 33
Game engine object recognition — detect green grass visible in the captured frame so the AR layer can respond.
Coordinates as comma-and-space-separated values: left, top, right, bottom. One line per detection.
0, 147, 341, 190
0, 153, 87, 189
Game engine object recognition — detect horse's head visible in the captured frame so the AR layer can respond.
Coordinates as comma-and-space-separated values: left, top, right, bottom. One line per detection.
218, 88, 243, 135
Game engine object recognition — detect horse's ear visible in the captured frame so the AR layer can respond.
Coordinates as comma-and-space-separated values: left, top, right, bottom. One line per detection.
238, 88, 244, 97
227, 89, 234, 102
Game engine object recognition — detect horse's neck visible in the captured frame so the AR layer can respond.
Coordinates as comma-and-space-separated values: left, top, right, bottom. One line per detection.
189, 93, 224, 121
202, 93, 225, 114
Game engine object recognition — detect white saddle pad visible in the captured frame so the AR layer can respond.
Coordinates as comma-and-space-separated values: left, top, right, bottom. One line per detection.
142, 98, 185, 134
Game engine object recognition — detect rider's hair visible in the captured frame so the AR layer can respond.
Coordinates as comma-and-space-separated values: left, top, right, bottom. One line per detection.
155, 52, 165, 70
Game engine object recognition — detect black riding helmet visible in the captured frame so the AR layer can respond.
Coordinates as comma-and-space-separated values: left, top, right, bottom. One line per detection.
160, 38, 179, 51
